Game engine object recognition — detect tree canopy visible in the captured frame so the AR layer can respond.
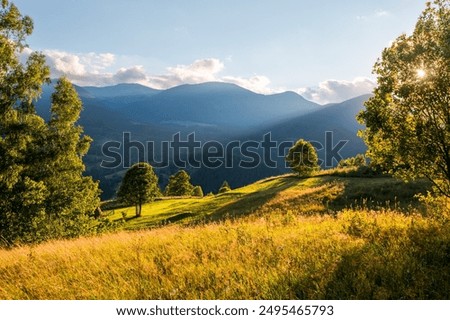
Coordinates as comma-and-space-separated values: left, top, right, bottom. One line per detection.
338, 154, 367, 168
357, 0, 450, 197
0, 1, 100, 246
192, 185, 204, 197
117, 162, 160, 217
285, 139, 319, 177
165, 170, 194, 197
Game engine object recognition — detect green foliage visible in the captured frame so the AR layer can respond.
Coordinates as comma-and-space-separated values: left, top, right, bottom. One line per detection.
218, 180, 231, 193
43, 77, 100, 226
358, 0, 450, 197
337, 154, 367, 168
0, 2, 100, 246
417, 190, 450, 222
117, 162, 160, 217
192, 185, 204, 197
285, 139, 319, 177
164, 170, 194, 197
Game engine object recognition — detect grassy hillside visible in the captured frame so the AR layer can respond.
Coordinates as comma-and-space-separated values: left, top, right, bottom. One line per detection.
0, 172, 448, 299
107, 172, 430, 229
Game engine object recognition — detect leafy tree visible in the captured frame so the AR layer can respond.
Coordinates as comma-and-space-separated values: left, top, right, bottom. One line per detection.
285, 139, 319, 177
165, 170, 194, 196
358, 0, 450, 198
41, 77, 101, 234
0, 0, 50, 243
338, 154, 367, 168
117, 162, 160, 217
218, 180, 231, 193
0, 1, 102, 245
192, 185, 204, 197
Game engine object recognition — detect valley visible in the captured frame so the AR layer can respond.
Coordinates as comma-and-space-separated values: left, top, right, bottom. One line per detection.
36, 82, 368, 199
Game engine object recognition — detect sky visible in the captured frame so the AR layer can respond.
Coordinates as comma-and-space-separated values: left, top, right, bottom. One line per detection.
14, 0, 426, 104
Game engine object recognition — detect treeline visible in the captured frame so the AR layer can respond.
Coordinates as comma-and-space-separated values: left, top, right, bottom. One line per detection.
117, 163, 233, 217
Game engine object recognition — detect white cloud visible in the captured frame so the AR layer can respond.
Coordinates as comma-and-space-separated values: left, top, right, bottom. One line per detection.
113, 66, 147, 83
222, 75, 273, 94
26, 49, 150, 86
170, 58, 224, 80
79, 52, 115, 73
148, 58, 224, 88
36, 50, 272, 94
44, 49, 87, 76
142, 58, 273, 94
298, 77, 376, 105
19, 48, 373, 102
40, 49, 117, 85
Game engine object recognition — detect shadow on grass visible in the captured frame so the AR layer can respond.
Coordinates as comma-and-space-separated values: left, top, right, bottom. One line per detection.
327, 177, 431, 212
162, 212, 194, 224
266, 217, 450, 299
322, 227, 450, 299
205, 175, 303, 221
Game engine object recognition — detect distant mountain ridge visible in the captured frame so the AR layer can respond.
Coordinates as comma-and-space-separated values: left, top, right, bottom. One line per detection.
34, 81, 369, 199
74, 81, 320, 129
82, 83, 161, 98
189, 94, 370, 191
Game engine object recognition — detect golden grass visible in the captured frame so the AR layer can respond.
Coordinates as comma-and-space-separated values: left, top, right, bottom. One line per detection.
0, 208, 448, 299
0, 174, 447, 299
106, 174, 429, 229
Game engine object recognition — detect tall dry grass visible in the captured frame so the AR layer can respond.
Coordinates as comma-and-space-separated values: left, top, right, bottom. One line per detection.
0, 208, 448, 299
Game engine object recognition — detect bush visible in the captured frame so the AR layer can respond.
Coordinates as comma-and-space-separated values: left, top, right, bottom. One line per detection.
192, 186, 204, 197
338, 154, 367, 168
218, 181, 231, 193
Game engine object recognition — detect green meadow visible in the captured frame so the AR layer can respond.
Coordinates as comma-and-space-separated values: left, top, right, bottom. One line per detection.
1, 170, 448, 299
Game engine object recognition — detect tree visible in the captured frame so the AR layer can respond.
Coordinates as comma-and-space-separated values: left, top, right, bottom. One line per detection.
117, 162, 160, 217
0, 0, 50, 242
357, 0, 450, 198
218, 180, 231, 193
192, 185, 204, 197
338, 154, 367, 168
41, 77, 100, 233
285, 139, 319, 177
1, 1, 101, 245
165, 170, 194, 196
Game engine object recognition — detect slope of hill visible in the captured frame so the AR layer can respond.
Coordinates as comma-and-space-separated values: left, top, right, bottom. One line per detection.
253, 94, 371, 156
1, 172, 446, 300
106, 171, 430, 229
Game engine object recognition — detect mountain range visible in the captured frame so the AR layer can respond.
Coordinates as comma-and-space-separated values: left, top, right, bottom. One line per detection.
35, 81, 369, 199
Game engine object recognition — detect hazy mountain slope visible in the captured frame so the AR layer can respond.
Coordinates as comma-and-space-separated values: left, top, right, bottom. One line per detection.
82, 83, 161, 98
102, 82, 320, 128
33, 82, 369, 199
80, 83, 162, 111
256, 94, 370, 155
190, 94, 370, 192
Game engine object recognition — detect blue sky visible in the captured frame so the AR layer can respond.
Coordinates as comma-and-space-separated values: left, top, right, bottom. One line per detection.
14, 0, 425, 103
